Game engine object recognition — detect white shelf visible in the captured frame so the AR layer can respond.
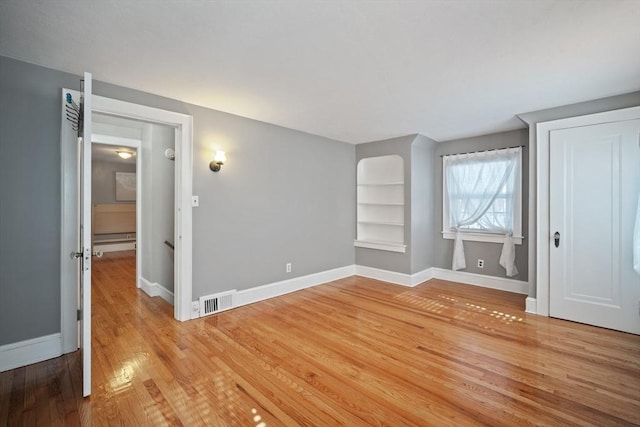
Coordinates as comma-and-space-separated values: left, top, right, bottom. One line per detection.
358, 221, 404, 226
357, 182, 404, 186
357, 202, 404, 206
356, 155, 405, 252
93, 237, 136, 244
354, 240, 406, 253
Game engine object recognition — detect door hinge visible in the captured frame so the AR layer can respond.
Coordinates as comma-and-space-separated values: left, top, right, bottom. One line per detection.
77, 309, 82, 321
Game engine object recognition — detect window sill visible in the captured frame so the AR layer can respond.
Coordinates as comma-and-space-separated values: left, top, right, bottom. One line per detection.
441, 231, 523, 245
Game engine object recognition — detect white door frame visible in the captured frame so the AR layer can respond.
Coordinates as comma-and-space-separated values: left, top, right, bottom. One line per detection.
535, 106, 640, 316
61, 93, 193, 352
91, 97, 193, 322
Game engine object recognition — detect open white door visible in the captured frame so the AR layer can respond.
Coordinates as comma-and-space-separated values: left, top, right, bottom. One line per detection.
71, 73, 93, 397
60, 81, 195, 396
549, 118, 640, 334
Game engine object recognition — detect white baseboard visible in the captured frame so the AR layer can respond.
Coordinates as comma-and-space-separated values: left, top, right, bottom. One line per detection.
233, 265, 356, 309
525, 297, 537, 314
430, 268, 529, 295
410, 267, 434, 286
355, 265, 413, 286
94, 242, 136, 253
354, 265, 434, 287
0, 333, 62, 372
139, 277, 174, 305
189, 264, 529, 321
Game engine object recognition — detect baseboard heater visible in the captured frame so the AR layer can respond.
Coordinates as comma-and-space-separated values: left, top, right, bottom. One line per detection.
199, 290, 236, 317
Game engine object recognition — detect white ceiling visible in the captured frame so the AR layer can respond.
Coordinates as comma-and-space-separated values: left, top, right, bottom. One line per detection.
1, 1, 639, 143
92, 143, 136, 164
91, 114, 142, 163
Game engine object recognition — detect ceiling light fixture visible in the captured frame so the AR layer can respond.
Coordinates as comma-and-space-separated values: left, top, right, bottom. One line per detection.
117, 151, 133, 160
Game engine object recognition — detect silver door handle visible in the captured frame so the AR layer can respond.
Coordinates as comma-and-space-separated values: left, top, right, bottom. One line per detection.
553, 231, 560, 248
70, 251, 82, 259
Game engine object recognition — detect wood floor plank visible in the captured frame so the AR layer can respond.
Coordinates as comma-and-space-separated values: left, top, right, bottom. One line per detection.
1, 250, 639, 426
0, 368, 13, 423
6, 364, 25, 425
242, 293, 550, 426
254, 298, 526, 424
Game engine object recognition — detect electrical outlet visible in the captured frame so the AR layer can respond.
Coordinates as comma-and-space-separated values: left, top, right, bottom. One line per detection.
477, 259, 484, 268
286, 263, 292, 273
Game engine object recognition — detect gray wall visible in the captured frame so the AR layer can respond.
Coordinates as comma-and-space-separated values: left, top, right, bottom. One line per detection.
356, 130, 526, 280
141, 124, 175, 292
410, 134, 437, 274
191, 109, 355, 296
355, 135, 414, 274
433, 129, 529, 280
92, 77, 356, 299
0, 56, 355, 346
3, 52, 636, 348
353, 133, 439, 276
0, 56, 80, 345
92, 159, 136, 204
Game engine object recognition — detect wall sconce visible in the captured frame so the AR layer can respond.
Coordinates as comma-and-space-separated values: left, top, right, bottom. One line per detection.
117, 151, 133, 160
209, 150, 226, 172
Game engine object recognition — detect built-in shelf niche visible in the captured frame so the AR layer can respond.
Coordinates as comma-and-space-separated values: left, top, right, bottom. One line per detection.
354, 155, 406, 253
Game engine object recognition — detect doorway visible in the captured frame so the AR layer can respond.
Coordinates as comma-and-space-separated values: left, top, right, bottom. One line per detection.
91, 115, 177, 304
91, 142, 138, 255
60, 89, 194, 362
536, 106, 640, 334
549, 119, 640, 334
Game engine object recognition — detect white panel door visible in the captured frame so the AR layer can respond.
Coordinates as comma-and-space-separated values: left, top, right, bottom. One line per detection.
549, 119, 640, 334
80, 73, 93, 396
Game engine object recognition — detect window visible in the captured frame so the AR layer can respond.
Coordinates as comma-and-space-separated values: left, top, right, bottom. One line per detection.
442, 146, 522, 276
442, 147, 522, 243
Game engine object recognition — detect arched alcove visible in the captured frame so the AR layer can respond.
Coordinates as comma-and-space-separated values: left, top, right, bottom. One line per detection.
355, 155, 406, 253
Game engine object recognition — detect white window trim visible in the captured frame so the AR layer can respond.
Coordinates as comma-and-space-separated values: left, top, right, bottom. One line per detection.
441, 231, 523, 244
442, 147, 523, 245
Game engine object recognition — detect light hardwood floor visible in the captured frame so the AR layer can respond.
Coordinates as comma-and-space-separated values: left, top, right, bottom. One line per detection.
1, 250, 639, 426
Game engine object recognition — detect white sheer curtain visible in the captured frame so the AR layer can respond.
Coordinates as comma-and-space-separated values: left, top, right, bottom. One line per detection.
444, 147, 521, 276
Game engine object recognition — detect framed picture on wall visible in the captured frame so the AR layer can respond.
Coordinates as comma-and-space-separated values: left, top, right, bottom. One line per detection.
115, 172, 136, 201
